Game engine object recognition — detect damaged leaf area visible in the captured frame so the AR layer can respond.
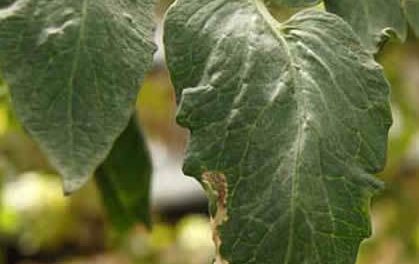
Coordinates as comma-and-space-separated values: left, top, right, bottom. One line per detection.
0, 0, 156, 193
202, 172, 229, 264
164, 0, 391, 263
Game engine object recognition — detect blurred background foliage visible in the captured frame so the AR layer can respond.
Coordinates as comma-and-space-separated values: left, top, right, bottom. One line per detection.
0, 1, 418, 264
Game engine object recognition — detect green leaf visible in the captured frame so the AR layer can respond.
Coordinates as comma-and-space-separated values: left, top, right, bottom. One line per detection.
324, 0, 407, 53
0, 0, 156, 193
403, 0, 419, 37
0, 73, 6, 97
269, 0, 320, 8
164, 1, 391, 263
95, 115, 152, 232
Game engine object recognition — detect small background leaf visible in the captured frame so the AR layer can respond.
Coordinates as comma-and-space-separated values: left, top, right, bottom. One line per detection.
269, 0, 320, 8
324, 0, 407, 53
95, 115, 152, 232
403, 0, 419, 37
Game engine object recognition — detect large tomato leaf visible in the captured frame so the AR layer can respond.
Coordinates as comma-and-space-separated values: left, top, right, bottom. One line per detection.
324, 0, 407, 53
95, 115, 152, 232
165, 0, 392, 263
0, 0, 156, 193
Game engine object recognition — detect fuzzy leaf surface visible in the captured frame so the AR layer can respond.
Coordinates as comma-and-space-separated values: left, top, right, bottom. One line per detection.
0, 0, 156, 193
165, 0, 392, 263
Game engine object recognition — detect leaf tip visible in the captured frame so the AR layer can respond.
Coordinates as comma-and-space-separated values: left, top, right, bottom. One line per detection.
62, 175, 90, 196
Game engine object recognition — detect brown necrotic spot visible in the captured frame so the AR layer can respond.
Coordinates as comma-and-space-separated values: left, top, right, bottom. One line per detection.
202, 171, 230, 264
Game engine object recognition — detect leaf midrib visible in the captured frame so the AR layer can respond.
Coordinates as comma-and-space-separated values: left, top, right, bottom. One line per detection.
252, 1, 308, 263
67, 0, 89, 168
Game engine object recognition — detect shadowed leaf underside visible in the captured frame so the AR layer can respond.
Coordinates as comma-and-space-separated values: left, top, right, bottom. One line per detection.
95, 115, 152, 232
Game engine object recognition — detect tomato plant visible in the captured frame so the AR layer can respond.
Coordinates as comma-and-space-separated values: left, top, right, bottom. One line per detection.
0, 0, 418, 263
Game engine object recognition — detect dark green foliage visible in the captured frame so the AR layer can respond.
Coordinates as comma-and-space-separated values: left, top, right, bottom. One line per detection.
95, 115, 152, 231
